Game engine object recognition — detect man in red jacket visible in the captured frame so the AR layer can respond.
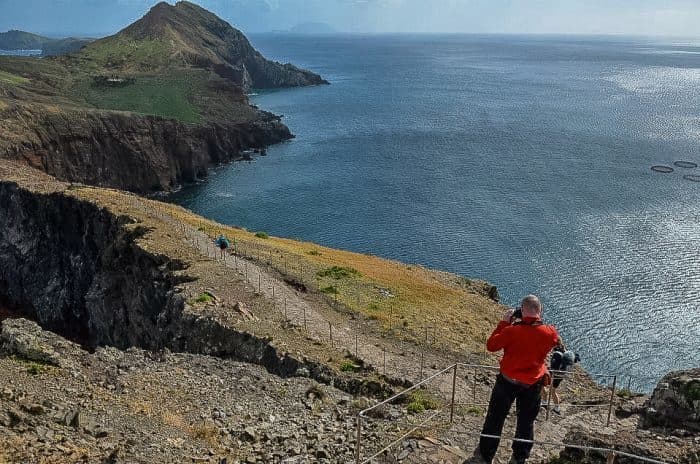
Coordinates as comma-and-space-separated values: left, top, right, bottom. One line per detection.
468, 294, 560, 464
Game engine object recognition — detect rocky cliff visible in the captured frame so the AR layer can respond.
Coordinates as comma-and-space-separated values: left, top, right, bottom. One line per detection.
0, 103, 291, 192
0, 178, 188, 347
0, 1, 327, 193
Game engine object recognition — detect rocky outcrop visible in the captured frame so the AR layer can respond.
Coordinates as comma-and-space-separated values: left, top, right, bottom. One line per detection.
0, 104, 292, 193
0, 318, 81, 367
642, 368, 700, 433
0, 180, 190, 347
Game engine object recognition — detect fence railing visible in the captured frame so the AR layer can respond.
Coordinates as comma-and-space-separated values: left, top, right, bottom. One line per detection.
355, 362, 669, 464
129, 198, 671, 464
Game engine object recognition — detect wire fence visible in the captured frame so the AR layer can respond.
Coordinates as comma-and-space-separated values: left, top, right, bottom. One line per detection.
356, 363, 670, 464
129, 198, 670, 464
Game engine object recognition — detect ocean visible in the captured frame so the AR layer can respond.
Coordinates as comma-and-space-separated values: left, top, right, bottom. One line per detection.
170, 34, 700, 391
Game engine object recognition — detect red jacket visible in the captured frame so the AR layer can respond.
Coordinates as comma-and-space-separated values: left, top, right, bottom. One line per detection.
487, 317, 559, 385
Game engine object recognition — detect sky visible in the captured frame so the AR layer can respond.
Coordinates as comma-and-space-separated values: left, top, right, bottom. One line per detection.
0, 0, 699, 38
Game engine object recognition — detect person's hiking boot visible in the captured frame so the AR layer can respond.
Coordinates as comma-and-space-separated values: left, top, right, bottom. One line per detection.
552, 405, 562, 415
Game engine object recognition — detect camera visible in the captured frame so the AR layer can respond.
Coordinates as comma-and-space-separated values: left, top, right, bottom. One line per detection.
511, 307, 523, 323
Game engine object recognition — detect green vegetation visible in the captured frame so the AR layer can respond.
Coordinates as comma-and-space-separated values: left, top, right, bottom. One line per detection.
73, 71, 205, 123
617, 388, 634, 399
466, 406, 484, 416
406, 389, 441, 414
317, 266, 361, 280
26, 362, 45, 375
340, 361, 361, 372
320, 286, 339, 295
79, 37, 171, 70
193, 293, 213, 304
254, 231, 270, 239
11, 356, 50, 375
306, 249, 322, 256
0, 70, 29, 85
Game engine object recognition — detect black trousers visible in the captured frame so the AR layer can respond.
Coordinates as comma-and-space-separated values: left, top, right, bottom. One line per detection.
478, 374, 542, 463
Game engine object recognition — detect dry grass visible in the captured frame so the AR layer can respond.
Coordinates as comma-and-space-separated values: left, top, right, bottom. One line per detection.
189, 421, 220, 446
170, 205, 500, 351
161, 410, 189, 431
129, 399, 154, 416
70, 185, 502, 353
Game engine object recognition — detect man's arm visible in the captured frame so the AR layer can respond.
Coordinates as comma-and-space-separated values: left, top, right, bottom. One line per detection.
486, 309, 515, 352
486, 321, 511, 352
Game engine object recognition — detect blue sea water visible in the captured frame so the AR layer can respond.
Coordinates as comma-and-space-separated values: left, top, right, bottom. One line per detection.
171, 34, 700, 391
0, 49, 42, 56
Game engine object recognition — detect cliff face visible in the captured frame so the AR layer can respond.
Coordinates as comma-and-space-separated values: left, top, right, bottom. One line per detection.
1, 104, 291, 192
0, 180, 187, 348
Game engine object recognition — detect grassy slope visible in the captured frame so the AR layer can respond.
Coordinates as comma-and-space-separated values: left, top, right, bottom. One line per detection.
0, 34, 239, 124
71, 71, 206, 123
0, 69, 29, 85
104, 195, 502, 353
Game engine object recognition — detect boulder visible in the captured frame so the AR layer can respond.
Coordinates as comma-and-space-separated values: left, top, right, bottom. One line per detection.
0, 318, 81, 367
642, 368, 700, 433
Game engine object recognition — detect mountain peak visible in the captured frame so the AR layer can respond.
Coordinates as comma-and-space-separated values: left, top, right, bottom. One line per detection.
93, 0, 328, 89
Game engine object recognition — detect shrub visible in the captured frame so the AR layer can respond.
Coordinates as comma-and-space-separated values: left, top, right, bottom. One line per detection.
317, 266, 360, 279
320, 286, 339, 295
26, 363, 45, 376
190, 421, 218, 446
617, 388, 634, 399
307, 250, 321, 256
254, 231, 269, 239
340, 361, 360, 372
406, 389, 440, 415
194, 293, 213, 304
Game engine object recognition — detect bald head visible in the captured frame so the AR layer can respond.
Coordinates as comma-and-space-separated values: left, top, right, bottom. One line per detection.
520, 294, 542, 318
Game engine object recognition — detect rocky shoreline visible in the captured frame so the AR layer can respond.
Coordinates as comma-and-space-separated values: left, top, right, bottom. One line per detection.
1, 104, 293, 193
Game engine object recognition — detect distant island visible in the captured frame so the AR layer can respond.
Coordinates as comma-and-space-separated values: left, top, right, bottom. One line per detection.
0, 30, 92, 56
0, 1, 328, 193
289, 22, 336, 34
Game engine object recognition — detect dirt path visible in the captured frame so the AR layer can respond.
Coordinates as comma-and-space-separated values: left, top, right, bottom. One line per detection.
132, 199, 477, 390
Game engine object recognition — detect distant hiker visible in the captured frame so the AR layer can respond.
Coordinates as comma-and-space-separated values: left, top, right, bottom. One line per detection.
548, 346, 580, 415
215, 234, 230, 259
466, 294, 561, 464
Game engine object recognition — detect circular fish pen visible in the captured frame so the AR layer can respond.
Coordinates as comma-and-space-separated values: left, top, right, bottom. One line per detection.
651, 165, 674, 173
673, 161, 698, 169
683, 174, 700, 182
